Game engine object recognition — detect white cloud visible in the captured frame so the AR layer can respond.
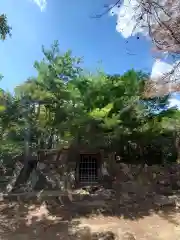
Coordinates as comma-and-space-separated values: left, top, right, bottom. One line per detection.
150, 60, 173, 79
110, 0, 176, 79
110, 0, 155, 38
151, 59, 180, 81
150, 60, 180, 96
111, 0, 142, 38
169, 97, 180, 109
111, 0, 170, 39
31, 0, 47, 11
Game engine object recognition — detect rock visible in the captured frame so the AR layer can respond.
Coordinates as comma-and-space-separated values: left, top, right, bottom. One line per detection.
95, 189, 115, 199
119, 164, 133, 180
76, 227, 92, 240
144, 164, 148, 171
158, 180, 170, 186
119, 163, 130, 174
37, 162, 46, 170
172, 180, 180, 190
121, 182, 143, 194
154, 195, 176, 207
74, 188, 89, 195
153, 173, 156, 179
177, 181, 180, 187
157, 186, 174, 196
6, 162, 24, 192
92, 231, 116, 240
117, 230, 136, 240
121, 232, 136, 240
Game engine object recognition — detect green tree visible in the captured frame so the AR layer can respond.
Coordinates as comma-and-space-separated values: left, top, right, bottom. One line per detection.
0, 14, 11, 40
0, 41, 179, 168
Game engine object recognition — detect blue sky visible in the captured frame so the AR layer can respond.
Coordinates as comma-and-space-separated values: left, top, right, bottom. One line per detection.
0, 0, 154, 92
0, 0, 179, 108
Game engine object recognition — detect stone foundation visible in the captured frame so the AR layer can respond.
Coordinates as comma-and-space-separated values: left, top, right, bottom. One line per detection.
112, 163, 180, 195
3, 147, 180, 195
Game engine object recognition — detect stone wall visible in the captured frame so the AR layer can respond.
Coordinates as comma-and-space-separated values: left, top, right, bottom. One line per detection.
112, 163, 180, 195
3, 148, 180, 195
34, 148, 76, 191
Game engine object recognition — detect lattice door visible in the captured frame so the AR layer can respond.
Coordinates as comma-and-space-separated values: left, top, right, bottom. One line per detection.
79, 154, 98, 184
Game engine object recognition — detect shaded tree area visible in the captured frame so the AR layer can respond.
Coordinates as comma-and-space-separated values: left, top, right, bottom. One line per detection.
0, 41, 180, 170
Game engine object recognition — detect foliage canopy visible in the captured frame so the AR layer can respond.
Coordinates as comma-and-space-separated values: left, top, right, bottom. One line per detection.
0, 41, 180, 166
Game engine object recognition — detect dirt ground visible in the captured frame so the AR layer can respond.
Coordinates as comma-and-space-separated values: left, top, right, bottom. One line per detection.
0, 196, 180, 240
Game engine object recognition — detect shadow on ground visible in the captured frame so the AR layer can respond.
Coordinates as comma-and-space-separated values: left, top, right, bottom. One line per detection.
0, 199, 80, 240
0, 189, 180, 239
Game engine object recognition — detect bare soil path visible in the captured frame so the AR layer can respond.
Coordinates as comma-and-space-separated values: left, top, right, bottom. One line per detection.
0, 197, 180, 239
